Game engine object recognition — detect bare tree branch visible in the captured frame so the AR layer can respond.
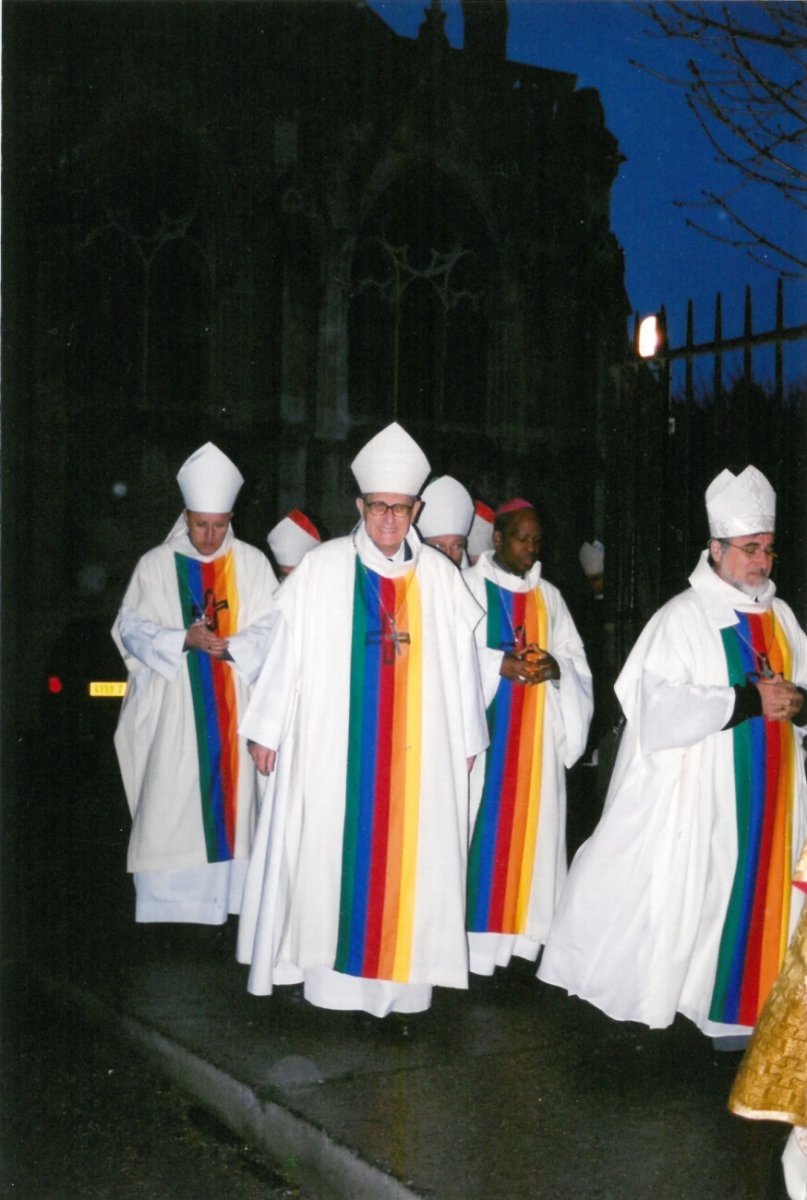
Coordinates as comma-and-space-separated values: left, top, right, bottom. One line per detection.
637, 2, 807, 274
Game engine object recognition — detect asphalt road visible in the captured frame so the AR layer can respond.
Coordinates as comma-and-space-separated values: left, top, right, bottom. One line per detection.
4, 720, 794, 1200
2, 963, 307, 1200
2, 724, 310, 1200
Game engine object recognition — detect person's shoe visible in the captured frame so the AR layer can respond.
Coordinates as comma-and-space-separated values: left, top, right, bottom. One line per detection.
782, 1128, 807, 1200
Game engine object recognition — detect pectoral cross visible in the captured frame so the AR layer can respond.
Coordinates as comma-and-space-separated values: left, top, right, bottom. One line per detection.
192, 588, 229, 633
499, 623, 527, 654
366, 614, 411, 666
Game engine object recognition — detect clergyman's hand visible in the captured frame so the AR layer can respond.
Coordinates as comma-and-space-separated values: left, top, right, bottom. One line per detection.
755, 676, 803, 722
500, 651, 544, 686
184, 619, 230, 659
521, 645, 561, 683
248, 742, 277, 775
501, 647, 560, 686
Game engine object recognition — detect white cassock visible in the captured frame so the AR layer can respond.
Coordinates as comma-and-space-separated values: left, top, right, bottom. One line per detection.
462, 551, 592, 973
113, 517, 279, 924
539, 551, 807, 1036
237, 524, 489, 1016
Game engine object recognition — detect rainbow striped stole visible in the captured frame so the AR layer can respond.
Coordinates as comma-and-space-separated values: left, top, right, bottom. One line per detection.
174, 551, 240, 863
710, 609, 795, 1025
335, 561, 423, 981
467, 580, 549, 934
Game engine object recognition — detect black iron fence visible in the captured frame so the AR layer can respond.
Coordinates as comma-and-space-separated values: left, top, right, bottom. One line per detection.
603, 279, 807, 683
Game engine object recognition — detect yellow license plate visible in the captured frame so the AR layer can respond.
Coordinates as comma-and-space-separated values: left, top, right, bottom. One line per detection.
89, 681, 127, 697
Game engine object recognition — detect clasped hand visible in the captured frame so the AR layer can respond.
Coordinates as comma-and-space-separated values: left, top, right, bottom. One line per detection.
755, 675, 803, 722
184, 618, 230, 659
500, 644, 560, 686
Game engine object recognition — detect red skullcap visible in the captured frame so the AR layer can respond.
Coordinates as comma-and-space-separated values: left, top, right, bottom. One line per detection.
494, 498, 534, 518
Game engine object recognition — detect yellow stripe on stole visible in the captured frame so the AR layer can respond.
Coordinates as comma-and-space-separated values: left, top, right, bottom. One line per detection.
220, 552, 239, 634
390, 575, 422, 982
765, 611, 795, 968
772, 722, 793, 973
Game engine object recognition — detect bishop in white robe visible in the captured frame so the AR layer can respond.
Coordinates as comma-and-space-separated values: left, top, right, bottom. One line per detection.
539, 467, 807, 1039
463, 500, 592, 975
113, 443, 278, 925
237, 423, 489, 1016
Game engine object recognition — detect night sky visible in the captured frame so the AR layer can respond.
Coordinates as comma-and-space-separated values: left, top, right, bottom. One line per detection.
368, 0, 807, 386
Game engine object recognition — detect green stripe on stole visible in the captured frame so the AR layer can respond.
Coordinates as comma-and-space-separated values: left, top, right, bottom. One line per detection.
174, 553, 217, 858
337, 565, 367, 965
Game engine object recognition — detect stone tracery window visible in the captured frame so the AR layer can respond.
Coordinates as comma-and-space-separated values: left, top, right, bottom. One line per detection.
349, 170, 489, 429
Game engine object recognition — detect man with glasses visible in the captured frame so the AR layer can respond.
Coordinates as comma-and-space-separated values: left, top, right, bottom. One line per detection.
540, 465, 807, 1048
236, 422, 488, 1019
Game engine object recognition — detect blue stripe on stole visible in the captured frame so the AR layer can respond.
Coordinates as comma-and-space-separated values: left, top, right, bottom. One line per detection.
195, 649, 230, 860
185, 560, 229, 860
349, 572, 382, 975
724, 615, 767, 1019
472, 656, 515, 929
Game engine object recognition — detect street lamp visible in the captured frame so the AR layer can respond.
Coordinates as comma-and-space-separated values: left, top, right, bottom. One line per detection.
637, 313, 663, 359
636, 310, 677, 602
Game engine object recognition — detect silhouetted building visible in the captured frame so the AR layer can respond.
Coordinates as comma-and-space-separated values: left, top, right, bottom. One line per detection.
4, 0, 629, 727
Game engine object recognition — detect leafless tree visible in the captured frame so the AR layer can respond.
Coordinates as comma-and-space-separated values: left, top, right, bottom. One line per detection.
636, 3, 807, 275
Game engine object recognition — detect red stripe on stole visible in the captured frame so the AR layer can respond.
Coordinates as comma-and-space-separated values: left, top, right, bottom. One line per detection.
207, 559, 237, 851
737, 723, 782, 1024
217, 673, 238, 851
488, 592, 528, 929
362, 574, 396, 977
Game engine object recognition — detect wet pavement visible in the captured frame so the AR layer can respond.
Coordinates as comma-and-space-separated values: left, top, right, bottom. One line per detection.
8, 746, 790, 1200
16, 902, 790, 1200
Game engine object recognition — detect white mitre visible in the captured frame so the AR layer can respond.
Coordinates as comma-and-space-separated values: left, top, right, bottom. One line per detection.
177, 442, 244, 512
467, 501, 495, 558
267, 510, 320, 567
418, 475, 474, 538
351, 422, 430, 495
579, 540, 605, 576
705, 465, 776, 537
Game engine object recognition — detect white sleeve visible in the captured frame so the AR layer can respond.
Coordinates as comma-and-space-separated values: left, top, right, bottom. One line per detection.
238, 612, 297, 751
226, 611, 280, 685
459, 626, 490, 759
546, 591, 594, 768
640, 672, 736, 752
115, 606, 187, 681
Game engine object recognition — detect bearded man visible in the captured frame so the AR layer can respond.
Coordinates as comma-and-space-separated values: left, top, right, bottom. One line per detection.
539, 466, 807, 1045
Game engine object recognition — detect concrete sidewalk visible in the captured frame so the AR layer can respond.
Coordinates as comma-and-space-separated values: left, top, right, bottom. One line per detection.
26, 915, 788, 1200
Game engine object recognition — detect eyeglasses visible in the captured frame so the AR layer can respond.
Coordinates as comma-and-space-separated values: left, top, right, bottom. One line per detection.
723, 541, 778, 561
363, 499, 414, 518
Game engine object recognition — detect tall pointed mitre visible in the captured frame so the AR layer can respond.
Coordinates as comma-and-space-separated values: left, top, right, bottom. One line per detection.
417, 475, 474, 538
705, 465, 776, 537
350, 422, 430, 495
267, 510, 321, 567
177, 443, 244, 512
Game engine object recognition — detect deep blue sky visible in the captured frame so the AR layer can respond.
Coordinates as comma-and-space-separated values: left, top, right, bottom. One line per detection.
367, 0, 807, 384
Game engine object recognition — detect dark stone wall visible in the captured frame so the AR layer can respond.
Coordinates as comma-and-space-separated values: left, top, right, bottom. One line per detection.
3, 0, 629, 727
